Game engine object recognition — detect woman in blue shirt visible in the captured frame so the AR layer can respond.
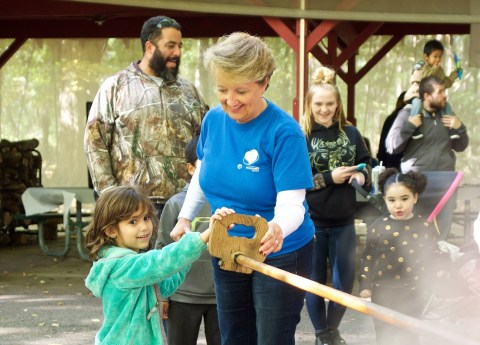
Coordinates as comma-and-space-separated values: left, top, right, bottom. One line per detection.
171, 32, 315, 345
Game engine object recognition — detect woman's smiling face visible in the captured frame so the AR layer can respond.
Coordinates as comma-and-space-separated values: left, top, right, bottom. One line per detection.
311, 88, 338, 127
214, 69, 268, 124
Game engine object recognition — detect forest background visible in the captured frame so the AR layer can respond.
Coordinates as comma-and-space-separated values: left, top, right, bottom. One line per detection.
0, 34, 477, 187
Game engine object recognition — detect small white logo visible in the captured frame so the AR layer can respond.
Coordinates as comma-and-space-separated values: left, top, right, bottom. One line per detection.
242, 149, 260, 172
243, 149, 259, 165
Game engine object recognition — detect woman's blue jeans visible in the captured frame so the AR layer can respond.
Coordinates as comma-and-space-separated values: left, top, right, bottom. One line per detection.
306, 224, 356, 332
212, 240, 313, 345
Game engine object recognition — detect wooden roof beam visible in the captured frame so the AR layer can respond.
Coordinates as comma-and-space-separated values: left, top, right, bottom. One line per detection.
0, 38, 27, 69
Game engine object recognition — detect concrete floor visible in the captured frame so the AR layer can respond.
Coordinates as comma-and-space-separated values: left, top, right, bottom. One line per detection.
0, 233, 375, 345
0, 225, 478, 345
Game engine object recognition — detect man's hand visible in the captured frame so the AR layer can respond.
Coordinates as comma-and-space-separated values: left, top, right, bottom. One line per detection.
442, 115, 461, 130
170, 217, 192, 241
408, 113, 422, 128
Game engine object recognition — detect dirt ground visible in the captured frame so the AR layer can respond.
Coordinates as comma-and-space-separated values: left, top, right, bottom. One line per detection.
0, 240, 97, 345
1, 229, 479, 345
0, 235, 376, 345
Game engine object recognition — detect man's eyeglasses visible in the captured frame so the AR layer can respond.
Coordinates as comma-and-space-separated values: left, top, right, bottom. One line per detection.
148, 18, 179, 42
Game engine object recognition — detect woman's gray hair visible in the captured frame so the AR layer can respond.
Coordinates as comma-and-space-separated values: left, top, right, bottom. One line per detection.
204, 32, 275, 84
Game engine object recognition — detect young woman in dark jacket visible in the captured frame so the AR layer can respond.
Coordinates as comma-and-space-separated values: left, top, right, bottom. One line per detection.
301, 66, 371, 345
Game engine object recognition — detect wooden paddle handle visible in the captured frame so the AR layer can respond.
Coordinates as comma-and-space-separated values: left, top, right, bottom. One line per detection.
209, 213, 268, 273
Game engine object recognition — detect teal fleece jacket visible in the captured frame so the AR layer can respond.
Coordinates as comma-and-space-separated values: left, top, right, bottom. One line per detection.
85, 232, 207, 345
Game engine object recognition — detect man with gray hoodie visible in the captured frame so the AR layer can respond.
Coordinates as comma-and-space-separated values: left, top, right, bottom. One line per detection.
386, 75, 469, 240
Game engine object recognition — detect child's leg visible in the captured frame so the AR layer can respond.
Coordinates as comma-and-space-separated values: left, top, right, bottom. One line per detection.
409, 98, 424, 139
409, 97, 422, 117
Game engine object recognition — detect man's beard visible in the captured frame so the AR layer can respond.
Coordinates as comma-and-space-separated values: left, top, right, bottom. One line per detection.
150, 48, 180, 83
431, 98, 446, 110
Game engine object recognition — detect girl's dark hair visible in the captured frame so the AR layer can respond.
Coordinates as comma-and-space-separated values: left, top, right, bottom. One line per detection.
85, 185, 158, 261
378, 168, 427, 195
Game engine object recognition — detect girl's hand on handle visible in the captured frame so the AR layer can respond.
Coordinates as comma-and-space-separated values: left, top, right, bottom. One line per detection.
259, 221, 283, 256
200, 207, 236, 244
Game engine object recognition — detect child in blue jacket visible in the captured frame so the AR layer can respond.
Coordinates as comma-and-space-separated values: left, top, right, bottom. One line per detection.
85, 185, 232, 345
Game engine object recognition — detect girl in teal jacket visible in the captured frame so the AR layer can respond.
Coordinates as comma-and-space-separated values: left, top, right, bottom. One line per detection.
85, 185, 232, 345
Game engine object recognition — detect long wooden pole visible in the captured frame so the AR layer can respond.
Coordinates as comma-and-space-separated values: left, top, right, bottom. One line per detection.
235, 253, 480, 345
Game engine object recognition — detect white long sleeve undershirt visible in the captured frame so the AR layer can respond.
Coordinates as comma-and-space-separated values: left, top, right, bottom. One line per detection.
178, 160, 306, 238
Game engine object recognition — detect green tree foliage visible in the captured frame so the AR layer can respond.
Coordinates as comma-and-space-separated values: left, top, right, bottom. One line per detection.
0, 34, 477, 187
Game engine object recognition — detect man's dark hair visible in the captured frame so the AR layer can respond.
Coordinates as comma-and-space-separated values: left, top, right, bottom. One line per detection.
140, 16, 182, 52
419, 76, 444, 100
185, 135, 199, 165
423, 39, 444, 56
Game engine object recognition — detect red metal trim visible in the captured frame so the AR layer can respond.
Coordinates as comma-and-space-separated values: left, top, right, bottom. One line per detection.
263, 17, 298, 52
336, 22, 384, 67
306, 20, 339, 52
355, 34, 404, 82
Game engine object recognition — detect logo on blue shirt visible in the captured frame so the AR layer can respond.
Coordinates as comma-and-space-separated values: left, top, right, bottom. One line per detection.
242, 149, 260, 172
243, 149, 259, 165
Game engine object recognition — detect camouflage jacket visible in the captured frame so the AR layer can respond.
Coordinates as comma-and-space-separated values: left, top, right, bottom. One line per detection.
84, 62, 206, 198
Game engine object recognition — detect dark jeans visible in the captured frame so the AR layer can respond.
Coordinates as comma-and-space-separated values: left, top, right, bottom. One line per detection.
212, 240, 313, 345
306, 224, 356, 332
166, 301, 221, 345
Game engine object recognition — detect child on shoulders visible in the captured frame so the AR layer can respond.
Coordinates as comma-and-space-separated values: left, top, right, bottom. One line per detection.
404, 39, 459, 140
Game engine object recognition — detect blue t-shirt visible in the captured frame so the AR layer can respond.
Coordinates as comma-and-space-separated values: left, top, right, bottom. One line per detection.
198, 99, 314, 256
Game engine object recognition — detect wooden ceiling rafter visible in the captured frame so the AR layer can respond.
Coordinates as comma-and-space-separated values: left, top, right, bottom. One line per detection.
0, 0, 472, 121
0, 38, 28, 69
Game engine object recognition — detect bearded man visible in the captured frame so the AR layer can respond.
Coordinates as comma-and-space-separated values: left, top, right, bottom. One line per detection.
85, 16, 207, 217
386, 75, 469, 240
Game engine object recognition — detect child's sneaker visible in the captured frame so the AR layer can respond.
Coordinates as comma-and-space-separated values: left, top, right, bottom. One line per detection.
412, 131, 424, 140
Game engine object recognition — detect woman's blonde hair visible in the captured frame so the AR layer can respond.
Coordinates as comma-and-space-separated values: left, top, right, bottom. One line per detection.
203, 32, 275, 85
85, 185, 159, 261
300, 66, 349, 136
